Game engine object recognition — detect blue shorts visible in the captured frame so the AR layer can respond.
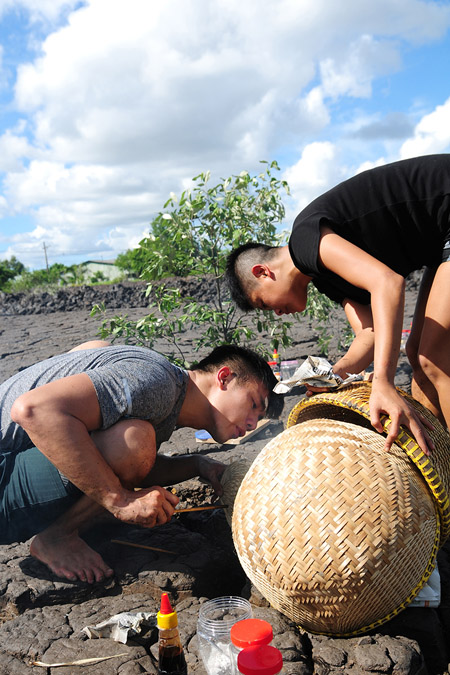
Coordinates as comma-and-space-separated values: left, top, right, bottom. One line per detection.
0, 447, 81, 544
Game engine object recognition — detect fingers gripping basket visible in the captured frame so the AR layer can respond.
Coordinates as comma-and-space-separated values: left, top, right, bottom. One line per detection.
231, 383, 450, 636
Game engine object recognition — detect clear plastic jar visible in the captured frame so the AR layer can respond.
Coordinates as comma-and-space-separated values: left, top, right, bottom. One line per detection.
280, 359, 299, 381
197, 596, 253, 675
237, 645, 283, 675
230, 619, 273, 674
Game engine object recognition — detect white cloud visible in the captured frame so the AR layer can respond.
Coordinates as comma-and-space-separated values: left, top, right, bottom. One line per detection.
282, 142, 349, 221
0, 126, 34, 172
3, 218, 150, 267
400, 97, 450, 159
97, 225, 150, 255
1, 0, 450, 267
280, 93, 450, 229
354, 157, 390, 174
319, 34, 402, 100
14, 0, 450, 167
2, 223, 83, 267
4, 160, 160, 231
347, 112, 414, 141
0, 194, 8, 216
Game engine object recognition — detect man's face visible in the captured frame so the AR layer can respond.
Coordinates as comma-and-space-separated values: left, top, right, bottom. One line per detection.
208, 371, 269, 444
248, 272, 308, 316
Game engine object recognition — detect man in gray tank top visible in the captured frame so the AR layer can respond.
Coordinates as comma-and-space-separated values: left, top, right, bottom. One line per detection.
1, 340, 283, 583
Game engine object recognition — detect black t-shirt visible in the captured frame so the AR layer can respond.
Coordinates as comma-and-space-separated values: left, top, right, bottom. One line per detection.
288, 154, 450, 305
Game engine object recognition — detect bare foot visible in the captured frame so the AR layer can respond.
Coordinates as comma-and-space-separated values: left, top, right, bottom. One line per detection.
30, 530, 114, 583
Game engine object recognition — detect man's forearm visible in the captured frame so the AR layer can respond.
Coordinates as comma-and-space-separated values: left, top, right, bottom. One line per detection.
141, 454, 199, 488
333, 327, 374, 379
370, 273, 405, 385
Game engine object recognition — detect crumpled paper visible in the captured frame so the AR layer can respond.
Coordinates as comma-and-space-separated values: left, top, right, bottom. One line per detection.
82, 611, 157, 644
274, 355, 363, 394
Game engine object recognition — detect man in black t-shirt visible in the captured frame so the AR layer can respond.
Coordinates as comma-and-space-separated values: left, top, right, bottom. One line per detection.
225, 154, 450, 456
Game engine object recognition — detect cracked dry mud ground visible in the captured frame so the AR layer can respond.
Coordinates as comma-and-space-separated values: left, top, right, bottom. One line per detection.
0, 280, 449, 674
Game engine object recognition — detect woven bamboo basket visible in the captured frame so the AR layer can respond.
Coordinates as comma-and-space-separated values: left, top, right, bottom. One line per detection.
231, 383, 450, 636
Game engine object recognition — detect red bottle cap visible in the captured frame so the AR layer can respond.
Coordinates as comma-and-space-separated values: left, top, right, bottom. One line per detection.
237, 645, 283, 675
230, 619, 273, 648
160, 592, 173, 614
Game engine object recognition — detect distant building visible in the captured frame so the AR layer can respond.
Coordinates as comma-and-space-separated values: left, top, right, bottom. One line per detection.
82, 260, 121, 282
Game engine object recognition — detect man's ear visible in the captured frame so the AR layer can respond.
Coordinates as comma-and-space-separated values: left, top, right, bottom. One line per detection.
216, 365, 232, 389
251, 264, 273, 280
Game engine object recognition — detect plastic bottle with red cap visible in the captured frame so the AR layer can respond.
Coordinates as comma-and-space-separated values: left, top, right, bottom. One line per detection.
270, 349, 281, 380
230, 619, 274, 674
237, 645, 284, 675
157, 593, 187, 675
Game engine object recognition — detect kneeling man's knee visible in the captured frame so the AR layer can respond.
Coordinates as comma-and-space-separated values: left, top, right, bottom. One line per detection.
122, 419, 156, 452
93, 419, 157, 486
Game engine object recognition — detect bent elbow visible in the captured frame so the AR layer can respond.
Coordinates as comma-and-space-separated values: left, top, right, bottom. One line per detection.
392, 270, 405, 290
382, 270, 405, 297
10, 396, 36, 428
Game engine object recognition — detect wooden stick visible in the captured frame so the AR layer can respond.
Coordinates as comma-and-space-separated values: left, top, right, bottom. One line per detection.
175, 504, 228, 514
31, 654, 128, 668
111, 506, 227, 555
111, 539, 176, 555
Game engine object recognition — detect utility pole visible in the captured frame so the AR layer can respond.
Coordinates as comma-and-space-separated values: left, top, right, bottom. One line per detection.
42, 242, 49, 273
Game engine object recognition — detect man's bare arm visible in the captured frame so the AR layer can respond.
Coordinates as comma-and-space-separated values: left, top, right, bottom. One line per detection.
68, 340, 110, 352
333, 300, 374, 378
10, 374, 178, 526
318, 226, 433, 454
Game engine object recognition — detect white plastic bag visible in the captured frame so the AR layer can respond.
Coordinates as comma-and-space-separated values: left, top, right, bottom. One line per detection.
274, 356, 362, 394
409, 566, 441, 608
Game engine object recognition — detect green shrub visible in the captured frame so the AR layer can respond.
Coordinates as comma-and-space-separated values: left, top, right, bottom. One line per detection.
94, 161, 354, 366
93, 161, 296, 365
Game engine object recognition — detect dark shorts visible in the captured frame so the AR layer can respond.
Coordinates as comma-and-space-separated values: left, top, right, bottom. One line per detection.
0, 447, 81, 544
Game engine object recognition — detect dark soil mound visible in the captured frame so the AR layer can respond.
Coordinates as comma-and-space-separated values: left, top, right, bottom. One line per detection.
0, 275, 219, 315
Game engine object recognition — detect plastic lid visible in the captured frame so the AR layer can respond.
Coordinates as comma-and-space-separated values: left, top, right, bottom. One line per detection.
230, 619, 273, 648
237, 645, 283, 675
157, 592, 178, 629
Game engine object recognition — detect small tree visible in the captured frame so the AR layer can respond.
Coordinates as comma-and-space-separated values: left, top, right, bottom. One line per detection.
90, 270, 107, 285
93, 161, 295, 364
6, 261, 83, 291
0, 256, 25, 289
114, 235, 173, 279
64, 263, 88, 286
94, 161, 353, 365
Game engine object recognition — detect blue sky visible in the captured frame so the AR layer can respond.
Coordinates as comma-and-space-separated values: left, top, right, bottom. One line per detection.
0, 0, 450, 270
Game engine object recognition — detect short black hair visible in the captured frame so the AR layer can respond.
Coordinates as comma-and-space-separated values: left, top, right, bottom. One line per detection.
225, 242, 276, 311
191, 343, 284, 419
